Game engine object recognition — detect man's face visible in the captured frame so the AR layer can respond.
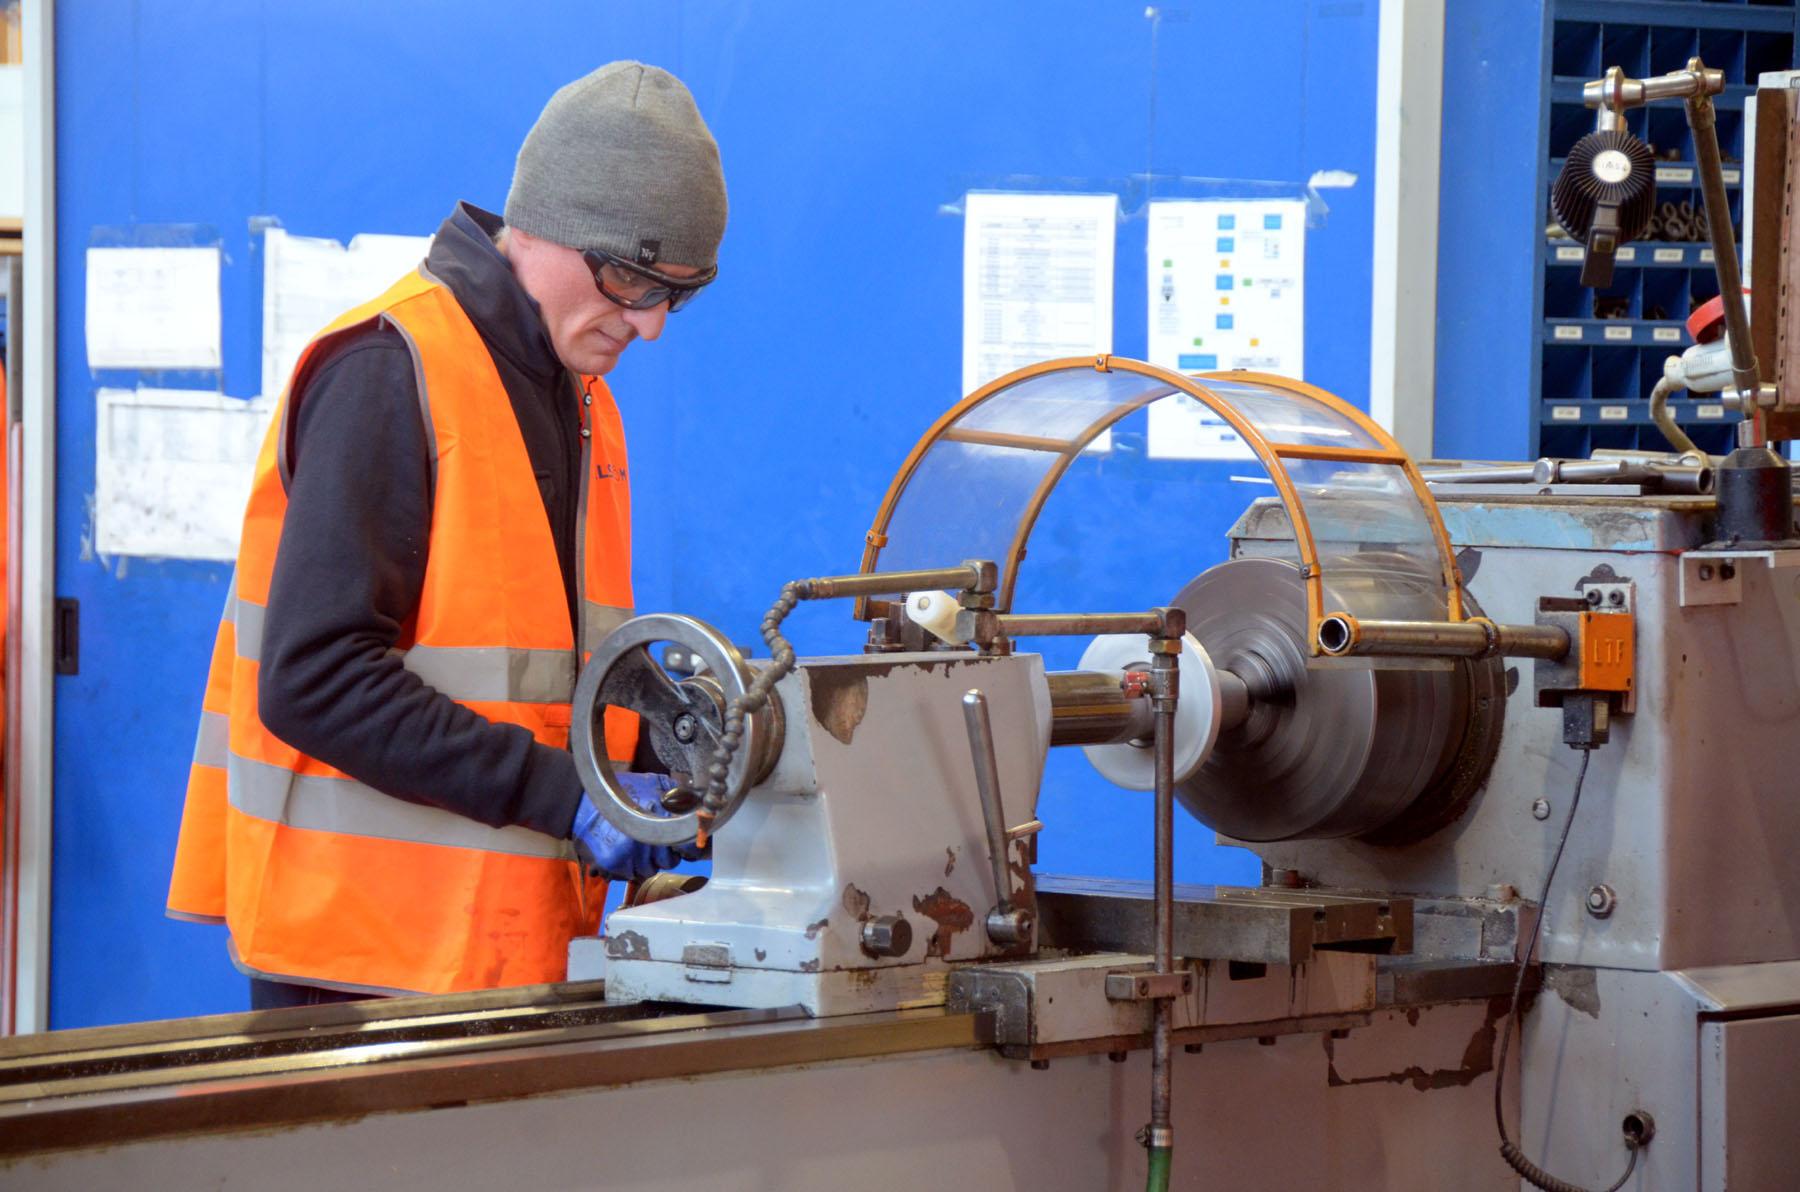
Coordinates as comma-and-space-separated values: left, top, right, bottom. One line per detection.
505, 228, 706, 376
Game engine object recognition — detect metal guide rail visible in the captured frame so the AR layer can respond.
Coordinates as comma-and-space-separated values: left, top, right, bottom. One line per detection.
0, 981, 992, 1159
1034, 875, 1413, 965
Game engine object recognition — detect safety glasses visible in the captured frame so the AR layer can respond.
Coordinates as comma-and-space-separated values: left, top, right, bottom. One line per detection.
581, 249, 717, 312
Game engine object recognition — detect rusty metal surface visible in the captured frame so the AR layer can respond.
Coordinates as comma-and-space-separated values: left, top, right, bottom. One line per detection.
1035, 875, 1411, 965
1021, 1010, 1374, 1063
1378, 958, 1536, 1006
0, 1000, 993, 1159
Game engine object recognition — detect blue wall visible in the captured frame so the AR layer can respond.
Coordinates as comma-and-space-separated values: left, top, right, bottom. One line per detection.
1436, 0, 1549, 461
51, 1, 1382, 1028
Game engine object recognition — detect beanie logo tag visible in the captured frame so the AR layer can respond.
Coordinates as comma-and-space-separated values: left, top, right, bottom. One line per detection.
635, 240, 661, 267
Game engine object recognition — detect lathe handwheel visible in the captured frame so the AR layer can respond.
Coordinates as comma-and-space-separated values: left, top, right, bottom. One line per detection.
570, 614, 772, 847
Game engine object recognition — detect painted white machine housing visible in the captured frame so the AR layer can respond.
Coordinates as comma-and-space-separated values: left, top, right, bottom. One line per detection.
597, 651, 1052, 1016
1233, 497, 1800, 975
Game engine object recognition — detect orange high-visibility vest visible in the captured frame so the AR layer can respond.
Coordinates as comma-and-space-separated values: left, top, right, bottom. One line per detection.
167, 267, 639, 995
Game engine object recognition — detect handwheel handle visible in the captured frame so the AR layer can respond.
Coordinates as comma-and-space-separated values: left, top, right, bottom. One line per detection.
570, 614, 767, 847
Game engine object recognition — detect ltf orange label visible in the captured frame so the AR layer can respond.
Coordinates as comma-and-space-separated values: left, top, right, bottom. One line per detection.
1577, 611, 1635, 693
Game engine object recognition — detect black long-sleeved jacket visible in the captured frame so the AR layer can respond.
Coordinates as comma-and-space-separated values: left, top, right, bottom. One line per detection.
256, 202, 592, 838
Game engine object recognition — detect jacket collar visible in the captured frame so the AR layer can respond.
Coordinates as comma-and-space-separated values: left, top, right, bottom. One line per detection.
427, 202, 565, 387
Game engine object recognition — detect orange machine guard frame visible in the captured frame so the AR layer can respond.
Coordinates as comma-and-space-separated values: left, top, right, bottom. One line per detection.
857, 356, 1467, 652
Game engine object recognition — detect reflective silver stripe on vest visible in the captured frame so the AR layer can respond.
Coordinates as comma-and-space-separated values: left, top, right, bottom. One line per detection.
584, 602, 633, 650
192, 710, 230, 770
227, 938, 420, 998
226, 753, 573, 861
401, 645, 577, 704
232, 597, 265, 664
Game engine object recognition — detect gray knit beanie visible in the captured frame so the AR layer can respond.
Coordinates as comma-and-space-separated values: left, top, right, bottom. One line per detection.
505, 62, 727, 270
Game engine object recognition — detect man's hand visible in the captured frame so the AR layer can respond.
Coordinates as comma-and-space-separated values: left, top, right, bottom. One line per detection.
569, 772, 683, 881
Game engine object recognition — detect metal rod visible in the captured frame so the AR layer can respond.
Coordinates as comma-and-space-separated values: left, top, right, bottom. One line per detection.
1148, 648, 1178, 1161
1421, 458, 1712, 493
1045, 671, 1156, 747
1316, 615, 1570, 661
1686, 72, 1762, 441
961, 691, 1015, 914
807, 563, 992, 600
1216, 669, 1250, 732
996, 611, 1168, 638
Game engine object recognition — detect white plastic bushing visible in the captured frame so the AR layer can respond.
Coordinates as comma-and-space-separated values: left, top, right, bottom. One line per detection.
1075, 632, 1222, 791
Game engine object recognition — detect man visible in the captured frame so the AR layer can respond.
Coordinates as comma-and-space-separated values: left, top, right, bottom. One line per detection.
167, 62, 726, 1009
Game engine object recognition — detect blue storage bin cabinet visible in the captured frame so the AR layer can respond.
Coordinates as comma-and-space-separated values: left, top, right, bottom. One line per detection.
1535, 1, 1798, 458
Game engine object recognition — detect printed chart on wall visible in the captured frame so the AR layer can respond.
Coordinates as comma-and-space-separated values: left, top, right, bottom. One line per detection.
962, 192, 1117, 449
1146, 198, 1306, 460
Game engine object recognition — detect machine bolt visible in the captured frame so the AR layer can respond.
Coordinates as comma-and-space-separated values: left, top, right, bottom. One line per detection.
673, 713, 699, 744
1698, 564, 1715, 581
1586, 884, 1617, 918
1607, 589, 1625, 607
1532, 798, 1552, 820
860, 915, 914, 959
1585, 588, 1604, 606
1269, 867, 1304, 889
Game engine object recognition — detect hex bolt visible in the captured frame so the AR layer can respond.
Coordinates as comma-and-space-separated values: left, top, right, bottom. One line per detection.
1107, 1050, 1128, 1063
1532, 798, 1552, 821
1183, 1043, 1204, 1054
1586, 884, 1617, 918
1698, 564, 1715, 581
1269, 867, 1303, 889
673, 713, 699, 744
1030, 1059, 1050, 1071
1607, 588, 1625, 607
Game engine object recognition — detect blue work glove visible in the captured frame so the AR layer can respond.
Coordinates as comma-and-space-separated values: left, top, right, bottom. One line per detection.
569, 772, 682, 882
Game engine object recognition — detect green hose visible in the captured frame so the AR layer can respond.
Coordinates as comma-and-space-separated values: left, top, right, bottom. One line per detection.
1146, 1145, 1172, 1192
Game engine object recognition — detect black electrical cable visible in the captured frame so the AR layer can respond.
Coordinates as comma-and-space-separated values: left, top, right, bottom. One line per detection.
1492, 747, 1644, 1192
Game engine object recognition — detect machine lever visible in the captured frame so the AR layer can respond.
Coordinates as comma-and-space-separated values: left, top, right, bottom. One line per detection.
962, 690, 1035, 946
961, 690, 1015, 912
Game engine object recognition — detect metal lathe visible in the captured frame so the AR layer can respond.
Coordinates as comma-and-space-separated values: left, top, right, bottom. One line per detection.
8, 63, 1800, 1192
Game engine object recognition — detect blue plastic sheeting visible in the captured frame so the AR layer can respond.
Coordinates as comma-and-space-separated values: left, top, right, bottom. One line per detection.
50, 1, 1380, 1027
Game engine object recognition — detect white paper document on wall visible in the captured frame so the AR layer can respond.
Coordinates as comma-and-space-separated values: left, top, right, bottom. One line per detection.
262, 226, 432, 399
1145, 198, 1306, 460
962, 192, 1117, 395
85, 246, 223, 370
95, 387, 275, 560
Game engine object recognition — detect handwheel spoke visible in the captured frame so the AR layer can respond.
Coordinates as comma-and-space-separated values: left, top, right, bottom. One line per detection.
598, 644, 693, 723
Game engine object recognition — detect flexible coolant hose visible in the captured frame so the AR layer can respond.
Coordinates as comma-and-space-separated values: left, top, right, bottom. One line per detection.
1649, 373, 1702, 457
